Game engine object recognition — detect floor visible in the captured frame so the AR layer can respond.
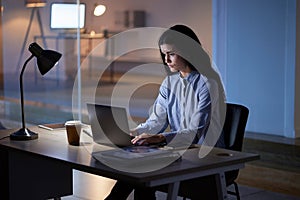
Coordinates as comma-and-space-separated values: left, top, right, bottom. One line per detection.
1, 70, 300, 200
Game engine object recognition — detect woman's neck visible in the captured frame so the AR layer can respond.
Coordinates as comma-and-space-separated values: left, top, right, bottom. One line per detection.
180, 67, 192, 78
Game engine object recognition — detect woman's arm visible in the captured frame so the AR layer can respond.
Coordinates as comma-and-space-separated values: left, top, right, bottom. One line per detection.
133, 79, 170, 135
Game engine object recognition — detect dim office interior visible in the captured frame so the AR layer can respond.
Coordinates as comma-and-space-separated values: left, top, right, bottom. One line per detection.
0, 0, 300, 199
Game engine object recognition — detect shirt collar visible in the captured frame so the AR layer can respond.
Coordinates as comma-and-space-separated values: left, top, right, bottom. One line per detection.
179, 71, 199, 83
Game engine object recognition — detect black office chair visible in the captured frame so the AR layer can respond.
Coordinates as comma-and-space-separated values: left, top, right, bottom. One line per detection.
155, 103, 249, 200
223, 103, 249, 200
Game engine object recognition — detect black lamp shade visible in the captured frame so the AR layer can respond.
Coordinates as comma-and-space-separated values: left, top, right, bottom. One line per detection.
29, 42, 62, 75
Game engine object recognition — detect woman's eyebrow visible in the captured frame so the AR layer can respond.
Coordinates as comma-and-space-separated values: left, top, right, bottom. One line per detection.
163, 49, 175, 54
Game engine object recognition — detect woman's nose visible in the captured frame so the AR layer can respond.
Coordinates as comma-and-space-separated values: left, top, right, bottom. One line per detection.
165, 55, 170, 63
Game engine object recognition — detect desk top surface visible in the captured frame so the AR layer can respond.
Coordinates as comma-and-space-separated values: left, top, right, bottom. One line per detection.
0, 126, 259, 186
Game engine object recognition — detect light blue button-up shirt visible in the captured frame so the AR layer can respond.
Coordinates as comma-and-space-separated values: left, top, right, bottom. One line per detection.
136, 71, 225, 148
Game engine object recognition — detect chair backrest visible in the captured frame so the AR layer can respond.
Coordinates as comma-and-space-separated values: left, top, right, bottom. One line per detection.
223, 103, 249, 186
223, 103, 249, 151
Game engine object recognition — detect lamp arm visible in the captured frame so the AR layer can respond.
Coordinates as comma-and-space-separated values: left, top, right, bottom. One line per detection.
20, 55, 34, 129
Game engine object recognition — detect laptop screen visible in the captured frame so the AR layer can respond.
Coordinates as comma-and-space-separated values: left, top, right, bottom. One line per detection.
87, 103, 133, 147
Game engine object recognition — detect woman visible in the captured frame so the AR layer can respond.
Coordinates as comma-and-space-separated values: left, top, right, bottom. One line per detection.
105, 24, 226, 200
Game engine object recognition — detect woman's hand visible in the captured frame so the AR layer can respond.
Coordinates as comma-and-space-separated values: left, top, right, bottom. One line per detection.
130, 128, 139, 137
131, 133, 166, 145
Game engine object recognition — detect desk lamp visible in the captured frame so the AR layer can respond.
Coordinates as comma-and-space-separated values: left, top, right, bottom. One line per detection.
10, 42, 62, 140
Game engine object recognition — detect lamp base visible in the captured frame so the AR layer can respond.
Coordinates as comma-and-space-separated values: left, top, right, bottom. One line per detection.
10, 128, 38, 140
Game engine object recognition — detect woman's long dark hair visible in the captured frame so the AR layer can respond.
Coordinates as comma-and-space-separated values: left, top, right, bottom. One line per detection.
159, 24, 226, 113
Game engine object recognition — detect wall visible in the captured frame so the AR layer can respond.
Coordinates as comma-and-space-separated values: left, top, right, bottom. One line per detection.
214, 0, 297, 138
295, 0, 300, 138
82, 0, 213, 52
0, 3, 3, 90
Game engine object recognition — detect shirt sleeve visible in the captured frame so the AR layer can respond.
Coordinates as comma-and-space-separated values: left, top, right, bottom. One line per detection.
135, 79, 169, 134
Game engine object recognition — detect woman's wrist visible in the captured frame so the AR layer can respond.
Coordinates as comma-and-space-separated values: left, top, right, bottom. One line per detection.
158, 134, 167, 143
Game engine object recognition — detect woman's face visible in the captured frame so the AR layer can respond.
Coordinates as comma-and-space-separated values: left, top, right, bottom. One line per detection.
160, 44, 190, 75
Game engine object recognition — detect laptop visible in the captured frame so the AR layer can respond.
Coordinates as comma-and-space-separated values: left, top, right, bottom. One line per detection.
87, 103, 133, 147
87, 103, 180, 164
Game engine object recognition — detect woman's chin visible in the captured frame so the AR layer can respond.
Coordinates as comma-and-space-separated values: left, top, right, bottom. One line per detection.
169, 68, 178, 73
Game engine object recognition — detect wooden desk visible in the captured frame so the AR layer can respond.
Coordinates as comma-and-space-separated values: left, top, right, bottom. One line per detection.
0, 126, 259, 200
